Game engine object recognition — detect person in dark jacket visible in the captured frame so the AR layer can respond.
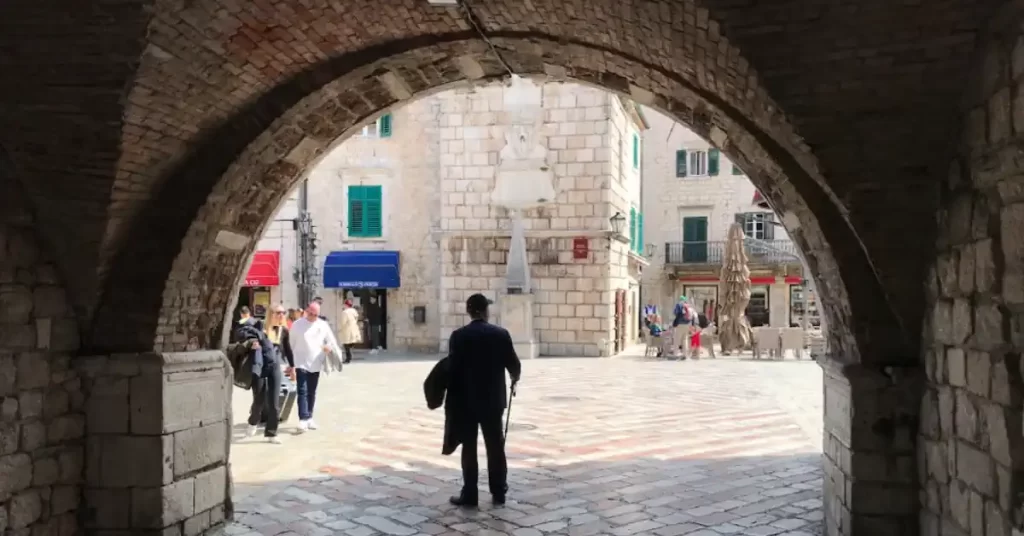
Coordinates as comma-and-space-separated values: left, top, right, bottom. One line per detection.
233, 306, 284, 444
446, 293, 522, 508
259, 306, 296, 426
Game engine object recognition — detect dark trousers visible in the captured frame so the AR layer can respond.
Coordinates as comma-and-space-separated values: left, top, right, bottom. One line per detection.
369, 324, 381, 348
296, 369, 321, 421
459, 411, 507, 499
247, 365, 282, 437
343, 344, 354, 363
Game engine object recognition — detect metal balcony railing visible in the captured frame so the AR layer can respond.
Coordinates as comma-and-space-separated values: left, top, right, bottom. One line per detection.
664, 239, 801, 265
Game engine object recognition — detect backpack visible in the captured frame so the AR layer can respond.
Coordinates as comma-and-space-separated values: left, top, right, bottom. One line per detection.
225, 339, 255, 390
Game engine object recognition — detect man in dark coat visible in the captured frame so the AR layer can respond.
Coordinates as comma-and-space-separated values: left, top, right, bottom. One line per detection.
445, 293, 521, 507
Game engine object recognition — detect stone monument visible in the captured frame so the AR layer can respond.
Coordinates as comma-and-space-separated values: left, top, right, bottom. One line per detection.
491, 76, 555, 359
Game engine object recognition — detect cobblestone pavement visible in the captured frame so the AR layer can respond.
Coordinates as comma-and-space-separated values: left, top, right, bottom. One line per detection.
224, 352, 824, 536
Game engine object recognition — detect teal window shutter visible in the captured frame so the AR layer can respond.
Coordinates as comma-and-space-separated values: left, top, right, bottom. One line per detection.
347, 185, 384, 238
347, 186, 366, 237
632, 134, 640, 169
379, 114, 393, 138
364, 185, 383, 237
638, 212, 644, 254
708, 148, 720, 176
732, 163, 743, 175
676, 150, 688, 177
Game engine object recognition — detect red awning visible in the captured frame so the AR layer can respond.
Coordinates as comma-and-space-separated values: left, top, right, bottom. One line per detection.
243, 251, 280, 287
752, 190, 770, 209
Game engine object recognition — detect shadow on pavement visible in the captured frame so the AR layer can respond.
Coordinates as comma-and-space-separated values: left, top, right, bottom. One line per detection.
224, 453, 824, 536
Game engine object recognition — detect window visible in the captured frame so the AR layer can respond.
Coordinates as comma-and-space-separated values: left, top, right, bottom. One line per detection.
631, 133, 640, 169
678, 148, 720, 177
347, 185, 383, 238
688, 151, 708, 176
359, 113, 393, 138
736, 212, 775, 240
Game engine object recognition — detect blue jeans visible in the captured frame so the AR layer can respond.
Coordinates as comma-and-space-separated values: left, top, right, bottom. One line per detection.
296, 369, 321, 421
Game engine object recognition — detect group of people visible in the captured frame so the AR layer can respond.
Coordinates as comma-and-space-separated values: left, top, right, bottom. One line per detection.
643, 296, 713, 359
232, 297, 365, 443
236, 292, 525, 509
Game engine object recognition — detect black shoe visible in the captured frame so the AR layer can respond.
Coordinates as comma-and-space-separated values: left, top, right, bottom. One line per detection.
491, 484, 508, 505
449, 493, 478, 507
342, 358, 352, 364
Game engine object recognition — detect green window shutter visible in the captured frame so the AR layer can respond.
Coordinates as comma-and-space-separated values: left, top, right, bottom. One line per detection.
708, 148, 720, 176
348, 186, 366, 237
364, 185, 383, 237
638, 212, 644, 254
676, 150, 688, 177
632, 134, 640, 169
732, 163, 743, 175
378, 114, 393, 138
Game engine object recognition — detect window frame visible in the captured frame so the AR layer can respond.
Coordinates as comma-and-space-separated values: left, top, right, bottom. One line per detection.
687, 150, 708, 177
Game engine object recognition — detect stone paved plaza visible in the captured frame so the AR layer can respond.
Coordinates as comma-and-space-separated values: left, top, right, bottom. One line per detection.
224, 353, 824, 536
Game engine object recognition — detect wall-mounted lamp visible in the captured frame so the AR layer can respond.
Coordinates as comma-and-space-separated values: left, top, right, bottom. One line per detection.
609, 212, 626, 236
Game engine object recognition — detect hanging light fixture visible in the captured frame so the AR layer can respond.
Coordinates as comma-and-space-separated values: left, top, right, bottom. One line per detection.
609, 212, 626, 235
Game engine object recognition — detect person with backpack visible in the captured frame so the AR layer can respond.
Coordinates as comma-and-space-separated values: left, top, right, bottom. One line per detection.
232, 306, 285, 444
671, 296, 696, 359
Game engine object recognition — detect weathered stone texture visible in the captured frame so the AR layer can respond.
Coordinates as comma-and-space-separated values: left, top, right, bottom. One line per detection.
0, 178, 84, 535
919, 13, 1024, 536
77, 351, 233, 535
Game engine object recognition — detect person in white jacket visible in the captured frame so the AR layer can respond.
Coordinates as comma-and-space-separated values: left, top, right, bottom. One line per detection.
287, 301, 344, 432
337, 299, 362, 364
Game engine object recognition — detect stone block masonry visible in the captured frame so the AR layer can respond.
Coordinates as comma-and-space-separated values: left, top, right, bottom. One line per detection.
0, 179, 84, 535
76, 351, 232, 535
918, 13, 1024, 536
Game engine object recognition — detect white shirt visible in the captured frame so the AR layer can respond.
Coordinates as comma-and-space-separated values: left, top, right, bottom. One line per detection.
288, 317, 343, 372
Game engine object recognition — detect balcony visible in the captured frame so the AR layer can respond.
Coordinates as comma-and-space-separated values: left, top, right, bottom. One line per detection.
665, 239, 801, 266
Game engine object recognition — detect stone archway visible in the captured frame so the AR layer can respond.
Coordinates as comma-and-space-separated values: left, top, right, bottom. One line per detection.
81, 37, 911, 536
1, 0, 1011, 534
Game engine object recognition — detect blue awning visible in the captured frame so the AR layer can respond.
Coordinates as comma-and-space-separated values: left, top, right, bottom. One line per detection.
323, 251, 400, 289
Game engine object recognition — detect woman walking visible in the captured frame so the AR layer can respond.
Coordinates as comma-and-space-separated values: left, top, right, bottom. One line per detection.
246, 306, 294, 443
338, 299, 362, 364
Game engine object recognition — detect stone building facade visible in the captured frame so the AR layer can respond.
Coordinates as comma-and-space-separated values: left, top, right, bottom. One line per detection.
640, 109, 809, 328
257, 80, 647, 356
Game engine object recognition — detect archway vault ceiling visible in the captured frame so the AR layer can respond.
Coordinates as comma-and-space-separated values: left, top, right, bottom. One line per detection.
0, 0, 1001, 359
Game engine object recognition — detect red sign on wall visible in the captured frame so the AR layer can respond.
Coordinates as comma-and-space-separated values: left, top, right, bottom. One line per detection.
573, 238, 589, 259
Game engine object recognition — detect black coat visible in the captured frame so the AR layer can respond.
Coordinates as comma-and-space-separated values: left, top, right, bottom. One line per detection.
425, 320, 523, 456
423, 356, 462, 455
447, 319, 522, 415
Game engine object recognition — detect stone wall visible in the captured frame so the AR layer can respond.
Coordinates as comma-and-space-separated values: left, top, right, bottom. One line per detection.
0, 177, 83, 535
442, 234, 617, 357
77, 352, 232, 535
918, 12, 1024, 536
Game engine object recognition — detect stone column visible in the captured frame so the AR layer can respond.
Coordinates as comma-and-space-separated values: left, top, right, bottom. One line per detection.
76, 351, 232, 535
821, 358, 921, 536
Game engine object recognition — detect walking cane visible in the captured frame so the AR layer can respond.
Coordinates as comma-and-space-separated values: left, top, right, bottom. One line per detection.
504, 380, 518, 442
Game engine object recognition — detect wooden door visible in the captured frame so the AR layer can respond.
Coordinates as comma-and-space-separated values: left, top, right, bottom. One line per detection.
614, 289, 626, 353
682, 217, 709, 263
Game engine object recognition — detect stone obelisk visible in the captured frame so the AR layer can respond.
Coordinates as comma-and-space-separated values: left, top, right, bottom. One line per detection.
490, 75, 556, 358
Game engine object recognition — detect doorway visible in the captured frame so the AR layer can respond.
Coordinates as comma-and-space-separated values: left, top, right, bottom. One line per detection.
339, 288, 388, 350
682, 216, 709, 263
